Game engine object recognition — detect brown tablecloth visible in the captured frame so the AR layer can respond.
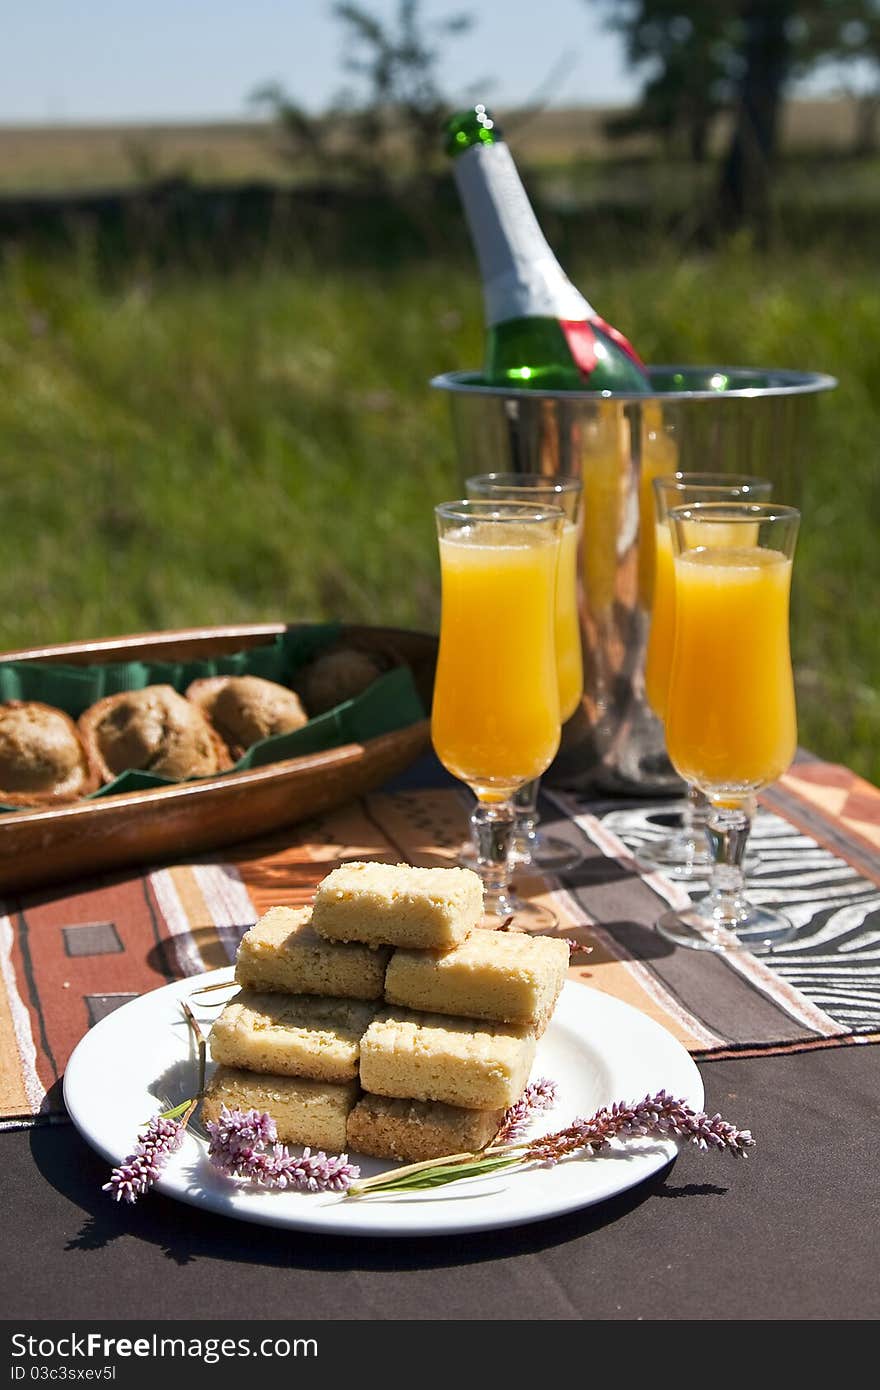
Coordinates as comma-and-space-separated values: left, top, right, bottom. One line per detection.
3, 1043, 877, 1320
2, 754, 879, 1126
1, 753, 879, 1320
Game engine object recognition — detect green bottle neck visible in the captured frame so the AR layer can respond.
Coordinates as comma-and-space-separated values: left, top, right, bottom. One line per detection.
445, 105, 500, 158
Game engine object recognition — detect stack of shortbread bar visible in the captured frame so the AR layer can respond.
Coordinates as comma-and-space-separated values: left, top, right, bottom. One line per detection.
202, 861, 569, 1162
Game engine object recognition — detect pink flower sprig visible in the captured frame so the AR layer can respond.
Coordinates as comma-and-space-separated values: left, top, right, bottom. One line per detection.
524, 1090, 755, 1165
102, 1113, 186, 1204
565, 938, 593, 958
346, 1089, 753, 1198
206, 1105, 359, 1193
104, 1001, 210, 1205
496, 917, 592, 958
493, 1078, 559, 1144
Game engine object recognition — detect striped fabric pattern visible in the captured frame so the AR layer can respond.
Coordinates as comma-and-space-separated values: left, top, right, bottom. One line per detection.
570, 796, 876, 1046
0, 756, 877, 1127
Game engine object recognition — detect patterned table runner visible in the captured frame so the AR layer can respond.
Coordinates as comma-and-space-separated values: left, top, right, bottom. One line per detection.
2, 758, 878, 1127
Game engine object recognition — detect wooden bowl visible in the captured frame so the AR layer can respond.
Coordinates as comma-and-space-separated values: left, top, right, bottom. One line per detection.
0, 623, 436, 892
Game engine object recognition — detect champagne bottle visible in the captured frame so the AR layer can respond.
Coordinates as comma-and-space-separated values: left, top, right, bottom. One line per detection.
446, 105, 650, 392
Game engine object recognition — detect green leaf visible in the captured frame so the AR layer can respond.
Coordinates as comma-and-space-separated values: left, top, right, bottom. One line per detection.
348, 1154, 520, 1197
159, 1098, 197, 1122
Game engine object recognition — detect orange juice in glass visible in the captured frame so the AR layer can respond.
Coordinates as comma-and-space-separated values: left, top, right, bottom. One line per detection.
432, 499, 563, 928
656, 502, 801, 954
644, 518, 676, 720
554, 511, 584, 722
645, 475, 772, 723
465, 473, 584, 874
637, 403, 679, 611
665, 546, 796, 792
640, 473, 772, 881
433, 518, 562, 791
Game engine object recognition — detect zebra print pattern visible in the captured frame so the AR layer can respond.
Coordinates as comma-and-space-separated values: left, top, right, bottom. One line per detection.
603, 800, 880, 1033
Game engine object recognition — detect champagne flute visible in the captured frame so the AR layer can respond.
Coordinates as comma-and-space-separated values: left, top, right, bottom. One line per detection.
432, 499, 564, 929
656, 501, 800, 953
639, 472, 772, 880
463, 472, 584, 876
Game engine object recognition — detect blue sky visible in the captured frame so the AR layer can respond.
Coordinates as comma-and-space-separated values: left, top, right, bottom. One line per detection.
2, 0, 855, 126
2, 0, 635, 123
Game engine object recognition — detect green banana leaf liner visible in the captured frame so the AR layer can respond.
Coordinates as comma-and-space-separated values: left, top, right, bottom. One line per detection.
0, 624, 425, 812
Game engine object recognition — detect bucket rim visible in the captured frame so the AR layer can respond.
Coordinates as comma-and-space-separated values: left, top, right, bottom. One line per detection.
430, 365, 838, 402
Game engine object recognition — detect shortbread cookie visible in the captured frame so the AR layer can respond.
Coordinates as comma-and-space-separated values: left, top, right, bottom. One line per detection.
346, 1092, 505, 1162
311, 861, 482, 950
385, 929, 568, 1033
209, 991, 376, 1083
359, 1007, 535, 1111
202, 1066, 358, 1153
235, 906, 389, 1001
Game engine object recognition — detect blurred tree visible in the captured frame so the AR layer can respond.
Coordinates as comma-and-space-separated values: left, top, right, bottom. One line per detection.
592, 1, 880, 233
333, 0, 472, 176
818, 1, 880, 152
717, 0, 795, 234
720, 1, 880, 223
250, 82, 332, 175
253, 0, 472, 182
595, 1, 738, 162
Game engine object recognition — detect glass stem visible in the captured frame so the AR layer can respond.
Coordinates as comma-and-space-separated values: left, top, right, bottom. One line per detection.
690, 785, 710, 824
704, 797, 755, 926
684, 783, 711, 853
511, 778, 540, 860
471, 799, 517, 919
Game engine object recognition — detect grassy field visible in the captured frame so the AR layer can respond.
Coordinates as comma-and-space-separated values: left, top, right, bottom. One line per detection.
0, 97, 870, 193
0, 235, 877, 783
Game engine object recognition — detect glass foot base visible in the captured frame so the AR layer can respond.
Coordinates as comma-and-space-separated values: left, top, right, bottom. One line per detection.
637, 838, 758, 882
516, 833, 584, 875
655, 904, 797, 954
636, 836, 713, 881
458, 834, 583, 877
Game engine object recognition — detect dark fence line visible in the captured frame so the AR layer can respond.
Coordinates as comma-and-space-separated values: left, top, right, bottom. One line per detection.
0, 175, 875, 273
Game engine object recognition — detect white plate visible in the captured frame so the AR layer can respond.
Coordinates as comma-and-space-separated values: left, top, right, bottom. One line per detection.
63, 971, 703, 1238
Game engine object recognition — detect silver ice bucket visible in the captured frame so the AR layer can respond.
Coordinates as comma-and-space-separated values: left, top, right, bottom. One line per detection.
432, 365, 837, 794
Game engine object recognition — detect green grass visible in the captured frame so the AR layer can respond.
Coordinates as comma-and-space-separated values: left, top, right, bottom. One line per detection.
0, 239, 877, 783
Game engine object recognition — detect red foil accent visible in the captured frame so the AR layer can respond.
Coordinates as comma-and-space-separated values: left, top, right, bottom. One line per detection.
591, 314, 647, 371
560, 319, 599, 379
